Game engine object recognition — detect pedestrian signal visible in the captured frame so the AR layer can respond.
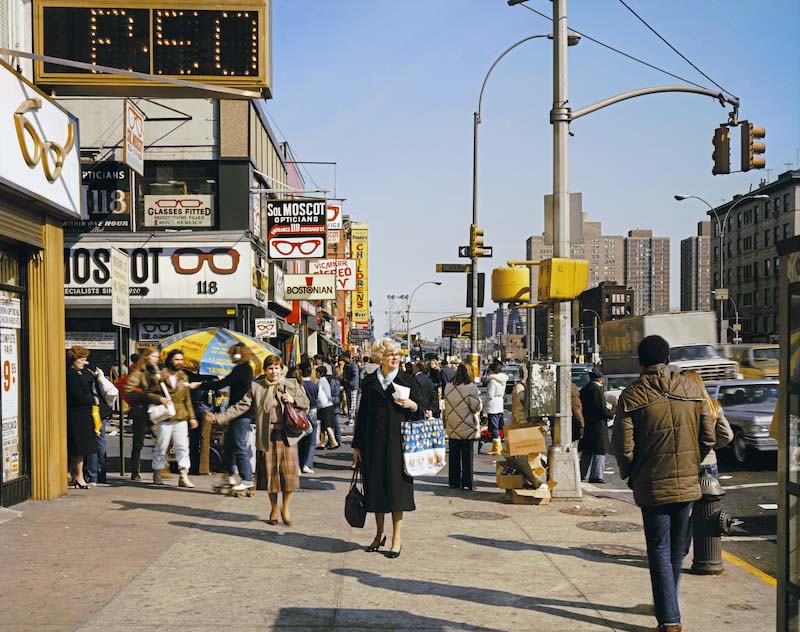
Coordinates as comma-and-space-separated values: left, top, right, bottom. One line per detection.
537, 258, 589, 302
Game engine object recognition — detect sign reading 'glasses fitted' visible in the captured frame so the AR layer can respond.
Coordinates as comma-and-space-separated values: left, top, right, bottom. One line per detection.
64, 239, 262, 306
266, 199, 327, 260
143, 195, 214, 228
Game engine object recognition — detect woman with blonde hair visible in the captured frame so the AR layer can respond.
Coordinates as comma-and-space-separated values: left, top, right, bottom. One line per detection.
443, 361, 482, 490
209, 355, 309, 525
681, 370, 733, 477
124, 347, 163, 481
352, 338, 424, 558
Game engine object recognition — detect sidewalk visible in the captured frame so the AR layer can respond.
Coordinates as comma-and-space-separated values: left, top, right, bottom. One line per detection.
0, 435, 774, 631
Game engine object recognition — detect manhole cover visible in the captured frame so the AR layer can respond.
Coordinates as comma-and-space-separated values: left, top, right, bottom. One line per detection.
577, 520, 642, 533
560, 506, 619, 517
728, 604, 757, 611
452, 511, 509, 521
583, 544, 645, 557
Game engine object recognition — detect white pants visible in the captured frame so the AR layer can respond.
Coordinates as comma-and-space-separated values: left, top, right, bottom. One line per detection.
151, 420, 190, 471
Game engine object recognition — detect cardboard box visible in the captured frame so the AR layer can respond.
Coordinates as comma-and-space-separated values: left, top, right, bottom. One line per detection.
508, 481, 557, 505
503, 423, 546, 456
507, 453, 548, 486
495, 463, 524, 490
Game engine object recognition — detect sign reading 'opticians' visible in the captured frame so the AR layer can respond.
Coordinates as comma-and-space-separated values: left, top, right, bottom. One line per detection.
265, 199, 327, 260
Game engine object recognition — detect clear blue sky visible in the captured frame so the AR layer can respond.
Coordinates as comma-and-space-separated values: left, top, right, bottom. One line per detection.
266, 0, 800, 341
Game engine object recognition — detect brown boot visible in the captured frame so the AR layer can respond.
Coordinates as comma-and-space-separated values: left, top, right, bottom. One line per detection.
487, 438, 503, 456
659, 625, 682, 632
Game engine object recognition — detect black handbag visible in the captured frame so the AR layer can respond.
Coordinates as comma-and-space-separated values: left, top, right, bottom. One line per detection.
345, 465, 367, 528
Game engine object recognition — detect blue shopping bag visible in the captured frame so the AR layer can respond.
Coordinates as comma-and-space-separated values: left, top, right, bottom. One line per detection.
400, 417, 447, 477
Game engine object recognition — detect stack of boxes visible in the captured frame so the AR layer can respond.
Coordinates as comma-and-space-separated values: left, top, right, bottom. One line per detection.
495, 422, 556, 504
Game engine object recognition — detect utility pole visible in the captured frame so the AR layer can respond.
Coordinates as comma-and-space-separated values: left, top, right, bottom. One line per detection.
549, 0, 582, 498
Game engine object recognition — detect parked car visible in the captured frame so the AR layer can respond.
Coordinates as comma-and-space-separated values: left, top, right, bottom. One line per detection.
501, 363, 522, 394
603, 374, 638, 409
570, 363, 595, 390
705, 379, 779, 466
722, 344, 779, 379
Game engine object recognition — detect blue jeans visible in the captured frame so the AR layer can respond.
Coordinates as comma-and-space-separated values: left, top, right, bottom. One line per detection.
487, 413, 504, 439
700, 462, 719, 478
580, 451, 606, 482
223, 417, 253, 482
85, 419, 107, 483
641, 501, 693, 627
299, 409, 318, 469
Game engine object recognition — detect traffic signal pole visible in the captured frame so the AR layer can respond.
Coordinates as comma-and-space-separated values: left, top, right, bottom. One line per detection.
549, 0, 582, 498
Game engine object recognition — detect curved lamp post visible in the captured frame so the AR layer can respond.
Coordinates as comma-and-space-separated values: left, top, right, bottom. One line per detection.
470, 33, 580, 358
406, 281, 442, 357
675, 192, 768, 342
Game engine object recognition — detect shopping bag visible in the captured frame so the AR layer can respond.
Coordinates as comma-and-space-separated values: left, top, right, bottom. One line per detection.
400, 417, 446, 477
345, 465, 367, 528
91, 405, 102, 436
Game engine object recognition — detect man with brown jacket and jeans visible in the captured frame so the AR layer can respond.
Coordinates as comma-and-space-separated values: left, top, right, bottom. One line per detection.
612, 335, 715, 632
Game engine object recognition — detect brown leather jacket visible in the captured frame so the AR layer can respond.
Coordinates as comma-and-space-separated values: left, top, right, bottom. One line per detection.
611, 364, 715, 507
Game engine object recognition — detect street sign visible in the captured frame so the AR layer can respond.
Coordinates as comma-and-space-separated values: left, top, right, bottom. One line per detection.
458, 245, 493, 258
123, 100, 145, 177
465, 273, 485, 308
714, 288, 729, 301
732, 323, 742, 332
110, 247, 129, 328
436, 263, 471, 273
442, 318, 470, 339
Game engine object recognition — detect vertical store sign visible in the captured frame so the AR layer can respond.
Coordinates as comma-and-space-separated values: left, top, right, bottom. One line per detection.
66, 162, 131, 232
350, 224, 370, 323
1, 299, 20, 482
111, 247, 130, 328
123, 99, 145, 177
265, 199, 327, 260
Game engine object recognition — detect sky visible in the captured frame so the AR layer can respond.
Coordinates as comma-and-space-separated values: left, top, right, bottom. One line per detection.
265, 0, 800, 342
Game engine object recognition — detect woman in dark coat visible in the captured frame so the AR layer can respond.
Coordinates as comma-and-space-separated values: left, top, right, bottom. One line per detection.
578, 370, 614, 483
353, 338, 424, 558
65, 345, 98, 489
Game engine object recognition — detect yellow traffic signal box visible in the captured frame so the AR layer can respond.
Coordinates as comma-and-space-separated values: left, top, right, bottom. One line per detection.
469, 224, 485, 257
537, 258, 589, 302
712, 125, 730, 175
740, 120, 766, 172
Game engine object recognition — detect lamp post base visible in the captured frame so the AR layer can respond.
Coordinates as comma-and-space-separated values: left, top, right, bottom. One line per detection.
548, 444, 583, 499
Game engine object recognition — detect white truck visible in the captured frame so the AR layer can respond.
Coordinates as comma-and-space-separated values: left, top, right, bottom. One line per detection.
600, 312, 740, 381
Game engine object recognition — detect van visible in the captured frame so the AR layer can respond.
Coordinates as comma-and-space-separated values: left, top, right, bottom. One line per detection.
723, 344, 779, 379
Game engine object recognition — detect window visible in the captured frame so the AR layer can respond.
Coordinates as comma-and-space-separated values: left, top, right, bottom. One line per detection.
776, 257, 781, 275
776, 197, 782, 213
765, 259, 772, 276
765, 229, 770, 247
764, 317, 770, 334
766, 199, 771, 216
754, 233, 759, 250
765, 288, 770, 305
753, 261, 759, 278
776, 227, 781, 243
737, 237, 742, 254
755, 206, 761, 223
713, 245, 719, 261
745, 209, 752, 224
786, 223, 791, 240
727, 217, 732, 232
737, 266, 742, 282
775, 287, 780, 304
785, 193, 791, 212
714, 272, 719, 287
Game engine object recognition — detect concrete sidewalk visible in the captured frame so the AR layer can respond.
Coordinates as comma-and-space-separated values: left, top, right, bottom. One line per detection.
0, 438, 774, 631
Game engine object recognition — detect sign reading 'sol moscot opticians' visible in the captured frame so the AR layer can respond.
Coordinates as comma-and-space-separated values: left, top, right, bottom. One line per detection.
265, 199, 327, 260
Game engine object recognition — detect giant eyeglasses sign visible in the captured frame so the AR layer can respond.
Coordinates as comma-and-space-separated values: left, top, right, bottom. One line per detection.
265, 199, 328, 261
33, 1, 271, 96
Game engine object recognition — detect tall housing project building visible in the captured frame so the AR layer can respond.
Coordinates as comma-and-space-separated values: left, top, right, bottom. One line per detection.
625, 229, 670, 316
680, 221, 712, 312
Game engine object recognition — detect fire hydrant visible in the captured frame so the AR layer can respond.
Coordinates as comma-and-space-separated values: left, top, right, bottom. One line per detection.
691, 470, 733, 574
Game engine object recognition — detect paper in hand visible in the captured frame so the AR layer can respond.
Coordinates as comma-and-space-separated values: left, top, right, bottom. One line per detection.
392, 383, 410, 401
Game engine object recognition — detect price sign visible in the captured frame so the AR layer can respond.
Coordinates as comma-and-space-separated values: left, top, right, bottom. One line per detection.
254, 317, 277, 339
1, 329, 18, 417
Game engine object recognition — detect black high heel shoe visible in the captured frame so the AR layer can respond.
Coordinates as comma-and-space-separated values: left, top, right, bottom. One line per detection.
69, 478, 89, 489
385, 546, 402, 559
365, 535, 387, 552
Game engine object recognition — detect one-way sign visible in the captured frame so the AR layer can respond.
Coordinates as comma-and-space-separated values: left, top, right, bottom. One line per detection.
458, 246, 493, 258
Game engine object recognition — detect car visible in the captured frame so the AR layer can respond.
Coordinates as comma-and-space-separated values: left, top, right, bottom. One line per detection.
570, 363, 595, 390
705, 379, 779, 466
603, 373, 639, 409
501, 363, 522, 394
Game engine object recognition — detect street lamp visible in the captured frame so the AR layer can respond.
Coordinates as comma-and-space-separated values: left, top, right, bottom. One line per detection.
674, 192, 768, 343
582, 308, 602, 365
406, 281, 442, 358
470, 33, 580, 360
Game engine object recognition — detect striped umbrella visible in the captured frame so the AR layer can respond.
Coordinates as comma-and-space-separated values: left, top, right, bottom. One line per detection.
158, 327, 280, 377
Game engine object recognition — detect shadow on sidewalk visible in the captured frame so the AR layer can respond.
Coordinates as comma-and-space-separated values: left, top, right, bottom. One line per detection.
113, 500, 261, 523
272, 607, 505, 631
170, 521, 363, 553
450, 534, 649, 568
331, 569, 653, 632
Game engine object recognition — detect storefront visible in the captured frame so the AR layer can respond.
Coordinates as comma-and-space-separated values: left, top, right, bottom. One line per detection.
64, 232, 269, 368
0, 60, 82, 506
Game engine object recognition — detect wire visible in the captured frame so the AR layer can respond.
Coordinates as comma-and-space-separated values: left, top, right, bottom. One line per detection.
512, 2, 719, 93
262, 108, 324, 191
616, 0, 735, 97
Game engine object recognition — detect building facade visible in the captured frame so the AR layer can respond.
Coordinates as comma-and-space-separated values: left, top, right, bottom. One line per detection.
625, 229, 670, 316
680, 221, 712, 312
709, 170, 799, 342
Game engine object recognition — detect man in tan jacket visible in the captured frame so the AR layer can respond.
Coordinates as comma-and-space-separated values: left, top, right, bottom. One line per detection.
612, 335, 715, 632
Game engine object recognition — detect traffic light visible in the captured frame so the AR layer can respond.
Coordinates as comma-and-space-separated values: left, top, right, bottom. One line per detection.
537, 258, 589, 302
469, 224, 485, 257
740, 120, 766, 172
712, 125, 730, 175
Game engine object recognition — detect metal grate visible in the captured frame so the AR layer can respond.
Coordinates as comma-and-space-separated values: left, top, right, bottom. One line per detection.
576, 520, 642, 533
560, 506, 618, 517
452, 511, 510, 521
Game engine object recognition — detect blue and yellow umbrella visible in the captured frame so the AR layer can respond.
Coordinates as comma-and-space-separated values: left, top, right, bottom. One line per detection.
158, 327, 280, 378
